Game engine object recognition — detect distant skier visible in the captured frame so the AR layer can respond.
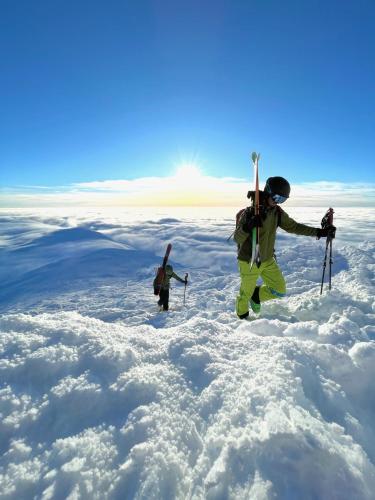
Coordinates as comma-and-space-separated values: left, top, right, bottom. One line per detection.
234, 176, 336, 319
155, 264, 187, 311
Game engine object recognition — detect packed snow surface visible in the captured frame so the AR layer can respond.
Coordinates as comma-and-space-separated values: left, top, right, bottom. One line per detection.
0, 207, 375, 499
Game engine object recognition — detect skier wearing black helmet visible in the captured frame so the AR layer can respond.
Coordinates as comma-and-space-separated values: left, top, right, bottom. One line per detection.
234, 176, 336, 319
265, 176, 291, 200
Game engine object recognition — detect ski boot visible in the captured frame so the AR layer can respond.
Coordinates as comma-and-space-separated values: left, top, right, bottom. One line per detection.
250, 286, 261, 314
250, 299, 261, 314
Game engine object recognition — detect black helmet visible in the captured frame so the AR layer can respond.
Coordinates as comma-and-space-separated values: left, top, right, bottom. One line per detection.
264, 176, 290, 198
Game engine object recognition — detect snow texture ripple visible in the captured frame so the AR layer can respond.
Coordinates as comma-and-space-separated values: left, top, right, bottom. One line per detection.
0, 207, 374, 499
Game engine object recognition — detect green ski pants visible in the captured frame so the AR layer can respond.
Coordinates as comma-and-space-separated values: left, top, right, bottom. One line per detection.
236, 258, 286, 317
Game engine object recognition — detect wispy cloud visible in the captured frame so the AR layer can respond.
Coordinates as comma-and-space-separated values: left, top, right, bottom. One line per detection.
1, 174, 374, 207
290, 181, 375, 206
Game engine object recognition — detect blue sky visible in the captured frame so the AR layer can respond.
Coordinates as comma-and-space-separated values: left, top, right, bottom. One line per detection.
0, 0, 374, 206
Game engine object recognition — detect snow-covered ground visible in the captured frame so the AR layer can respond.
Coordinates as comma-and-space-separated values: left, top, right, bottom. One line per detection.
0, 206, 374, 499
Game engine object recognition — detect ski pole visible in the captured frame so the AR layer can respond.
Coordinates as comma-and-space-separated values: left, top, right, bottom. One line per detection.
328, 237, 333, 290
183, 273, 188, 306
226, 230, 235, 242
320, 237, 330, 295
320, 207, 334, 294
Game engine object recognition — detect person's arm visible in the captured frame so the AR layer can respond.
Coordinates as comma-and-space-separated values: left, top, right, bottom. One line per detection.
172, 272, 186, 284
279, 211, 319, 237
316, 226, 336, 239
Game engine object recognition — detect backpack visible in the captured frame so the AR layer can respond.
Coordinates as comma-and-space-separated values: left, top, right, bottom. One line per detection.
153, 267, 165, 295
236, 207, 252, 229
230, 199, 283, 243
153, 243, 172, 295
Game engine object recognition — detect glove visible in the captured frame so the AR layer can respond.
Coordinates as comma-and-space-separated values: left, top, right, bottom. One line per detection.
242, 214, 263, 233
317, 225, 336, 239
184, 278, 188, 285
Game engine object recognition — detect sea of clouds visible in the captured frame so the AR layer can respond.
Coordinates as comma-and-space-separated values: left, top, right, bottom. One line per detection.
0, 206, 374, 499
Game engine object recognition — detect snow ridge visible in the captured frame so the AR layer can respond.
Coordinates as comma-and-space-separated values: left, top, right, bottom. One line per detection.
0, 208, 375, 499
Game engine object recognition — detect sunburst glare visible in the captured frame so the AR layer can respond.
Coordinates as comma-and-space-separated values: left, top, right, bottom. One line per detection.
174, 163, 203, 179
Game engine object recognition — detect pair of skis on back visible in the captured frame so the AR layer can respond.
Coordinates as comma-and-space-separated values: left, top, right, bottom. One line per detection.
250, 152, 261, 269
153, 243, 172, 296
250, 152, 334, 293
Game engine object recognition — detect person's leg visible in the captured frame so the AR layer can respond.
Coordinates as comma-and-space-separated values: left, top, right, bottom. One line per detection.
236, 260, 261, 318
162, 289, 170, 311
158, 288, 166, 308
250, 285, 261, 313
258, 259, 286, 303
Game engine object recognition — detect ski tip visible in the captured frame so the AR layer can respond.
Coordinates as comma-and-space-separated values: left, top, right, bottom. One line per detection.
251, 152, 260, 162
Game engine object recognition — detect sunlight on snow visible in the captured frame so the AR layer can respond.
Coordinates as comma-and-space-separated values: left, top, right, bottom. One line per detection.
0, 207, 374, 499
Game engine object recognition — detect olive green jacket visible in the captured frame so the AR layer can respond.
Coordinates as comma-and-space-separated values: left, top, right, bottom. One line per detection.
160, 270, 185, 289
234, 206, 318, 263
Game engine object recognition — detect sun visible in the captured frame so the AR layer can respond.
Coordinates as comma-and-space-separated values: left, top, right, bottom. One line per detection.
174, 163, 203, 179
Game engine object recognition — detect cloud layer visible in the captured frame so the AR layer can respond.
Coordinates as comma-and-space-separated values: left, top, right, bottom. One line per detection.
1, 173, 374, 207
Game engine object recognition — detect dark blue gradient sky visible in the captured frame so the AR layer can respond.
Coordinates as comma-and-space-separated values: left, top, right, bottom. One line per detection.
1, 0, 374, 187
